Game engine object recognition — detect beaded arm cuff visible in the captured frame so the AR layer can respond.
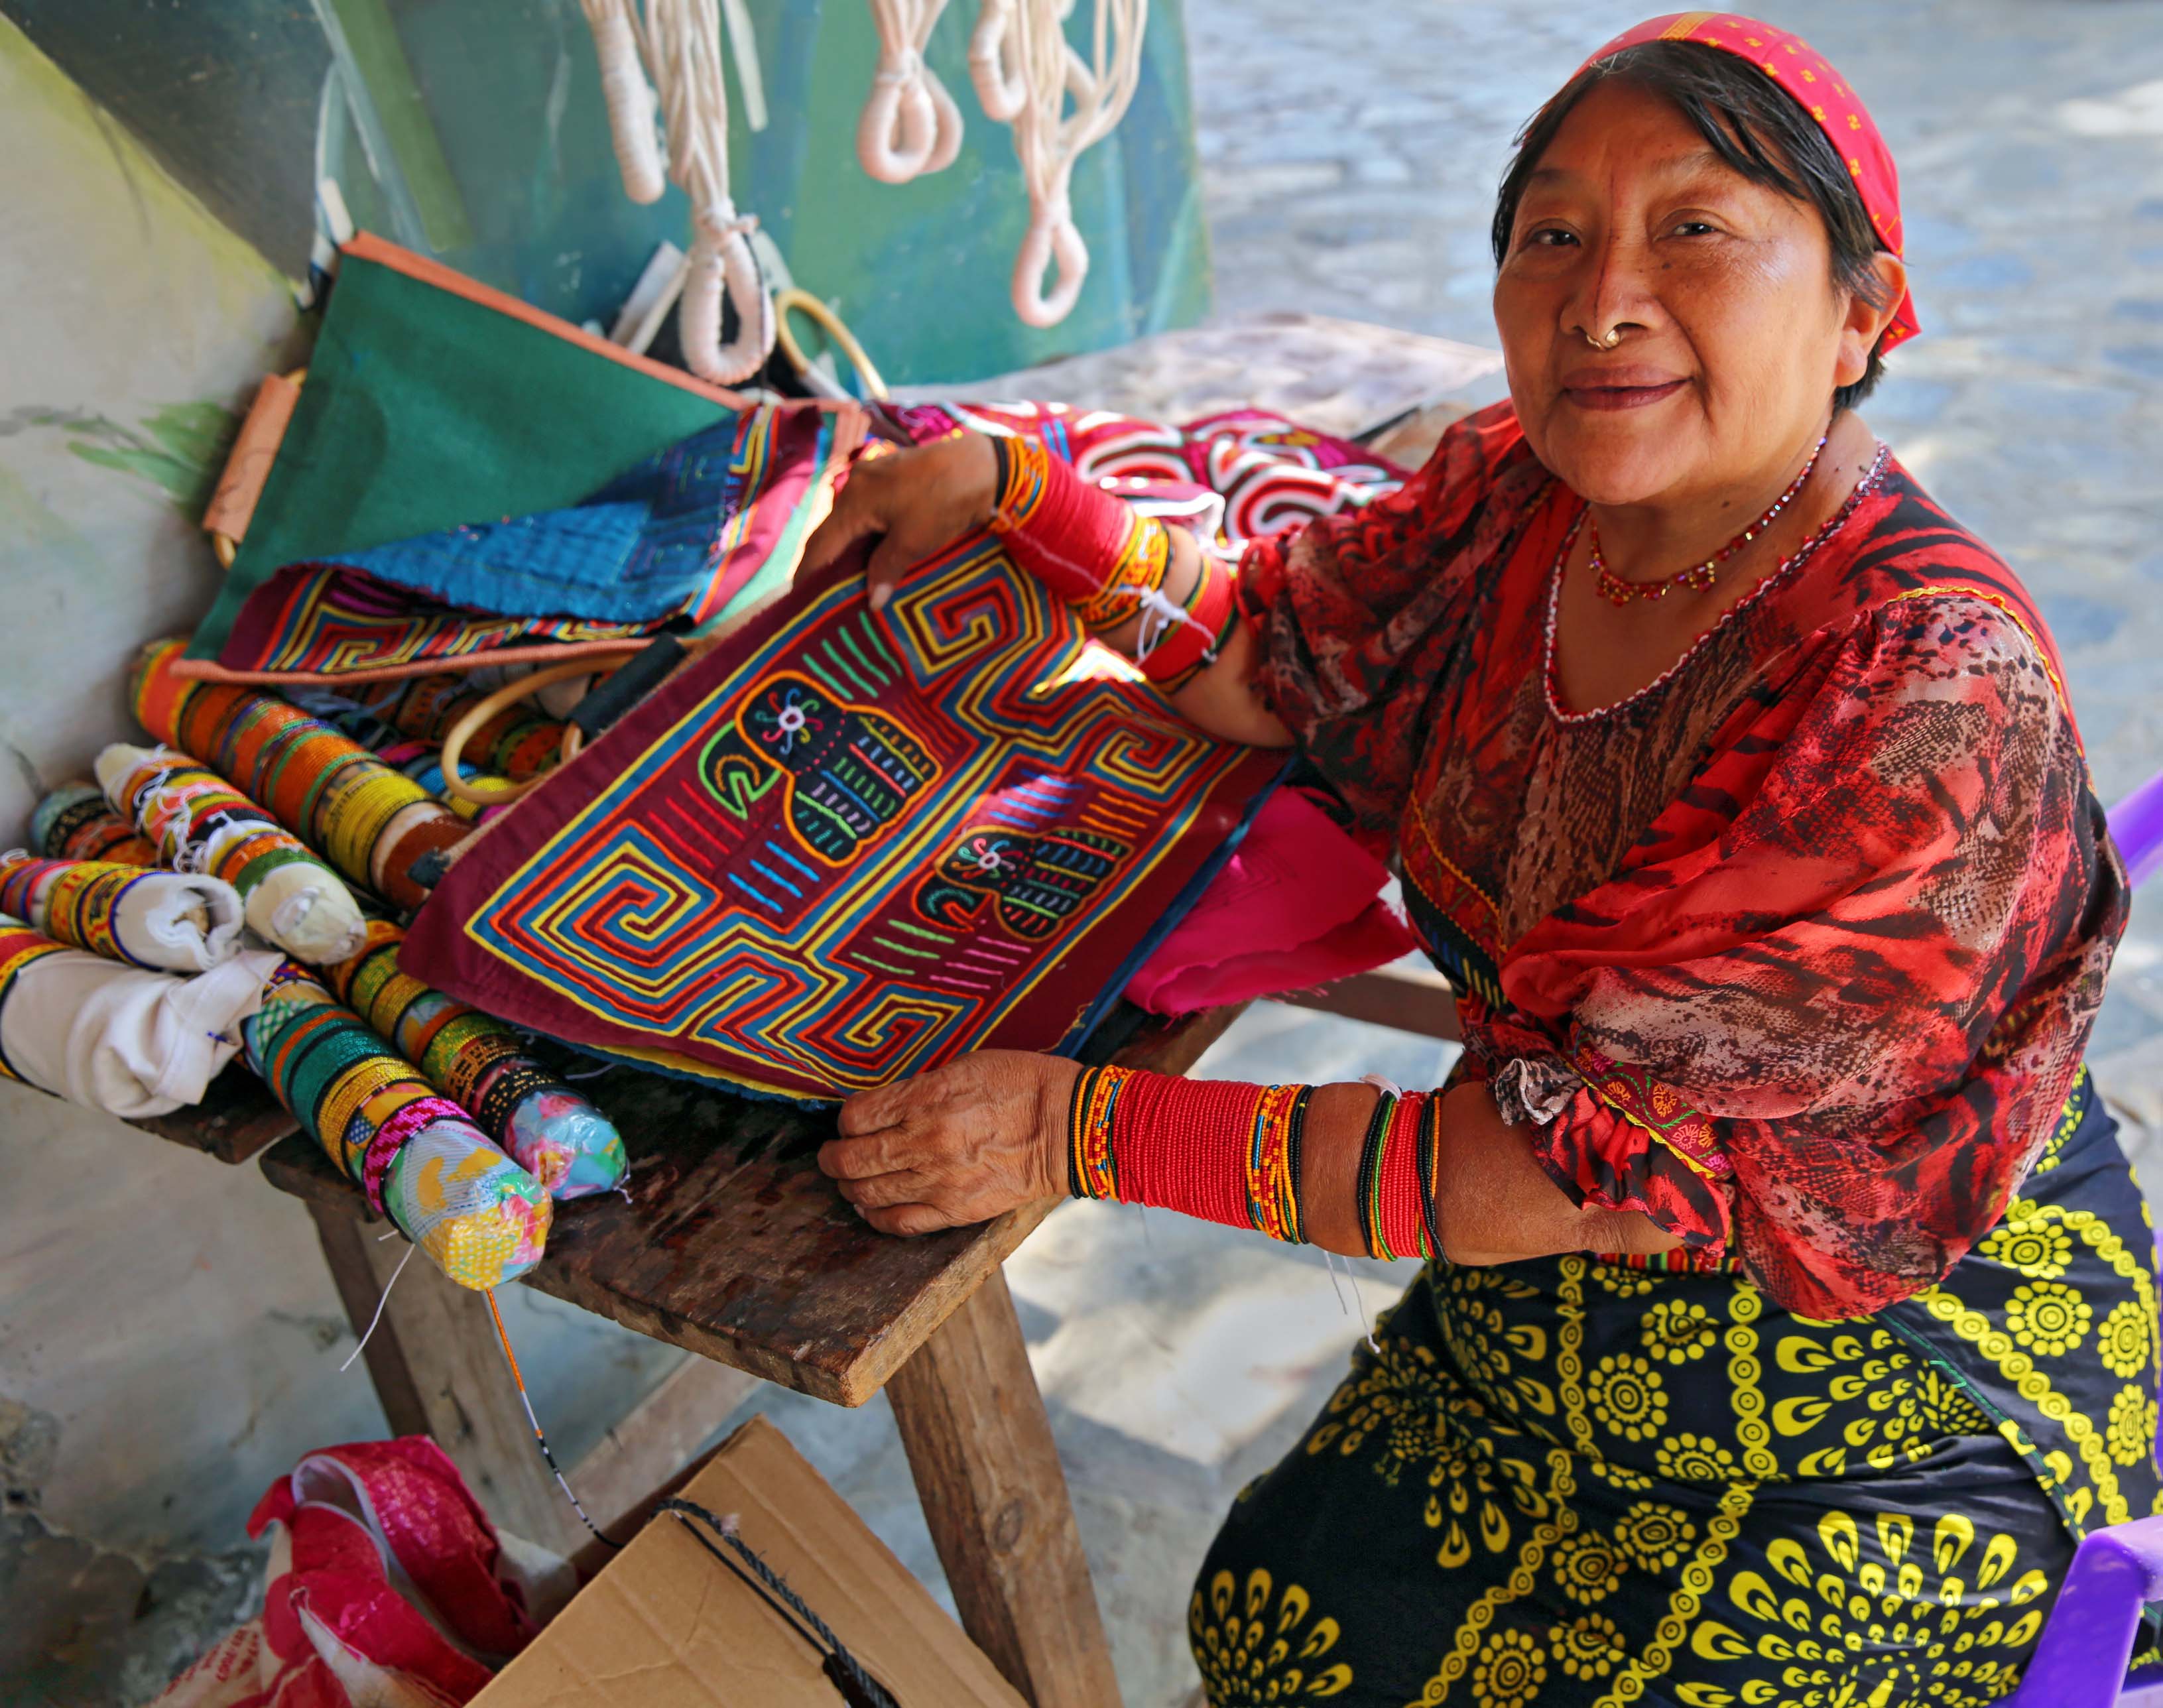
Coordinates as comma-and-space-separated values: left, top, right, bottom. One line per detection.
986, 436, 1238, 690
1066, 1065, 1440, 1254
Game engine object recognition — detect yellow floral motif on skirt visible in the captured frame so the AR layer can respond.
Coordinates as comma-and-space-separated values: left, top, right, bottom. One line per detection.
1190, 1568, 1355, 1702
1193, 1077, 2161, 1707
1680, 1510, 2049, 1707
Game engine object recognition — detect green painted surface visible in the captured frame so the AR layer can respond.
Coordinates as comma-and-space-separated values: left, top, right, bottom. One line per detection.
5, 0, 1210, 385
319, 0, 479, 253
189, 246, 737, 659
42, 402, 237, 513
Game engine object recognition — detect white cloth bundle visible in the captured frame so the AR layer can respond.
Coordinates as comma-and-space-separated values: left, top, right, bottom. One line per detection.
0, 919, 282, 1119
94, 743, 366, 965
0, 853, 245, 971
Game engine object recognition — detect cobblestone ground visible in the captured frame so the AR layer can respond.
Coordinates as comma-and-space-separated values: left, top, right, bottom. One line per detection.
1188, 0, 2163, 1129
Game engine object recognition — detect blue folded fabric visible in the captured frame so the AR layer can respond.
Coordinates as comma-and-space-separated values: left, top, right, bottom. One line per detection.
316, 412, 750, 623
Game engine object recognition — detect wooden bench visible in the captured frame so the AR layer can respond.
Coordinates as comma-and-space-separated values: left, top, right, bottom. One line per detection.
141, 1003, 1249, 1708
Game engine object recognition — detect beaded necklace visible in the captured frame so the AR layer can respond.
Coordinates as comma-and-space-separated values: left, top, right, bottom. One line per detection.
1588, 431, 1826, 606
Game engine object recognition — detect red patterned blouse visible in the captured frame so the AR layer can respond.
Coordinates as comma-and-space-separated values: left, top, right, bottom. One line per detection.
1238, 402, 2127, 1319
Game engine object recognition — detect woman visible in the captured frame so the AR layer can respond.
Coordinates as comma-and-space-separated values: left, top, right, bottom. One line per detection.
807, 16, 2150, 1705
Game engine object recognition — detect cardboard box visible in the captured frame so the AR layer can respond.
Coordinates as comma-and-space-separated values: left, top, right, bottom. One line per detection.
474, 1415, 1026, 1707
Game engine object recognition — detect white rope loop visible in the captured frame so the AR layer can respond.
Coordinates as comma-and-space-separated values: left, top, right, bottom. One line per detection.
580, 0, 776, 385
859, 1, 964, 183
582, 0, 666, 203
680, 202, 774, 387
859, 49, 942, 182
1012, 198, 1089, 328
1004, 0, 1146, 327
968, 0, 1027, 121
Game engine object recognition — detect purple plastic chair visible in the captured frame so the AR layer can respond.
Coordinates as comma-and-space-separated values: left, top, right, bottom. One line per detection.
2004, 1517, 2163, 1704
2113, 768, 2163, 890
1975, 770, 2163, 1705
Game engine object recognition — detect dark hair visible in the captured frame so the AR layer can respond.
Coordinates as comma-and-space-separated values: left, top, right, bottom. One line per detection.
1491, 40, 1895, 412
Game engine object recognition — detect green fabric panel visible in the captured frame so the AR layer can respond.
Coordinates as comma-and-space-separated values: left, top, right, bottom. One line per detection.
188, 247, 733, 659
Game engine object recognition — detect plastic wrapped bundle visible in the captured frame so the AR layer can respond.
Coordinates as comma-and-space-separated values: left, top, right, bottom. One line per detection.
32, 782, 158, 867
130, 639, 468, 910
0, 853, 245, 971
0, 915, 280, 1118
324, 920, 627, 1198
97, 743, 367, 965
243, 962, 551, 1288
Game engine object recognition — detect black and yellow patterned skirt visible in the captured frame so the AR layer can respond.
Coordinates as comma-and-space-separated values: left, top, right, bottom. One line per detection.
1192, 1074, 2162, 1707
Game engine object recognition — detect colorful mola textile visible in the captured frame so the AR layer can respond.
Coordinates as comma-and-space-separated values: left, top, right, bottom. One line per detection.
403, 541, 1284, 1100
184, 233, 757, 666
209, 401, 855, 686
893, 399, 1408, 554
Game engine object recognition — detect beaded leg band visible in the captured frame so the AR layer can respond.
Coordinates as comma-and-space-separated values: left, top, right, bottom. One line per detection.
1067, 1066, 1440, 1255
987, 437, 1241, 692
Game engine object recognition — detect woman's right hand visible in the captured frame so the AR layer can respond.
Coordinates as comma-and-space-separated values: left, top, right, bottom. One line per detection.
800, 429, 999, 611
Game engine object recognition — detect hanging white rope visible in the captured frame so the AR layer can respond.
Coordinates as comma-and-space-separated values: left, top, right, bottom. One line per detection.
858, 0, 965, 182
1006, 0, 1146, 327
967, 0, 1028, 121
580, 0, 775, 385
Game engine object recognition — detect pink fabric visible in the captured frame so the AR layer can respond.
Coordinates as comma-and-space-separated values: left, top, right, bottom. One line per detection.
1125, 786, 1415, 1013
155, 1437, 544, 1708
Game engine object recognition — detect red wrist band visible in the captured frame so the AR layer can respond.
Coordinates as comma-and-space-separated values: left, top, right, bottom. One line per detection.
1070, 1066, 1442, 1254
1355, 1089, 1436, 1260
1068, 1064, 1324, 1245
1135, 554, 1239, 691
989, 435, 1144, 606
988, 437, 1236, 689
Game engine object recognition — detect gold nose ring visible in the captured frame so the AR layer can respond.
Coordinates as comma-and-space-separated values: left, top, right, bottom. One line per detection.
1583, 327, 1623, 350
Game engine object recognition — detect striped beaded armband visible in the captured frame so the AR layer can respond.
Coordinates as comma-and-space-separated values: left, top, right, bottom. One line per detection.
1070, 515, 1173, 635
0, 922, 69, 1085
1243, 1082, 1312, 1244
1067, 1062, 1135, 1201
1064, 1064, 1314, 1247
988, 432, 1046, 532
989, 436, 1184, 634
1355, 1089, 1436, 1261
986, 435, 1238, 692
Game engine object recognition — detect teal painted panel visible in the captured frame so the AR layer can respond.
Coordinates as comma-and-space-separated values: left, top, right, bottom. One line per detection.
5, 0, 1209, 385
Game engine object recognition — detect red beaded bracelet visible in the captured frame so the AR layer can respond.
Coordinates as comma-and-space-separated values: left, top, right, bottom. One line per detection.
986, 437, 1237, 690
1066, 1065, 1440, 1253
1354, 1087, 1440, 1260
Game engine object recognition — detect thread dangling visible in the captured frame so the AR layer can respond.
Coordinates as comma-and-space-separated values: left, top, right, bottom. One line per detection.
485, 1290, 624, 1549
340, 1243, 416, 1373
1320, 1247, 1380, 1355
1322, 1245, 1351, 1316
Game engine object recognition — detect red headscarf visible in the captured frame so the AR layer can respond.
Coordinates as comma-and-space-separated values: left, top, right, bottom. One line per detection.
1577, 13, 1919, 348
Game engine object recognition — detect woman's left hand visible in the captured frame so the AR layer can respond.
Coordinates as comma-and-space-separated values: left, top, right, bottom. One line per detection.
818, 1050, 1080, 1235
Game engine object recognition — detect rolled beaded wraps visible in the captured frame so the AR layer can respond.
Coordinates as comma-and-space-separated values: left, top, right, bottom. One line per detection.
1066, 1066, 1443, 1258
986, 436, 1241, 692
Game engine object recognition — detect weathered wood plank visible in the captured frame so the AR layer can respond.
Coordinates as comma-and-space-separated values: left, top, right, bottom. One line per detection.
887, 1270, 1123, 1708
1272, 965, 1462, 1042
568, 1353, 763, 1534
261, 1003, 1241, 1406
309, 1203, 431, 1439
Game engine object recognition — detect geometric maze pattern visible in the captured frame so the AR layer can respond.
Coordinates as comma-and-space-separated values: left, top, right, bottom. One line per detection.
406, 535, 1283, 1099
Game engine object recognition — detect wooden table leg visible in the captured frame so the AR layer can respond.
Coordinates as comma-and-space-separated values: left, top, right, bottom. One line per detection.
308, 1201, 593, 1559
887, 1268, 1123, 1708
